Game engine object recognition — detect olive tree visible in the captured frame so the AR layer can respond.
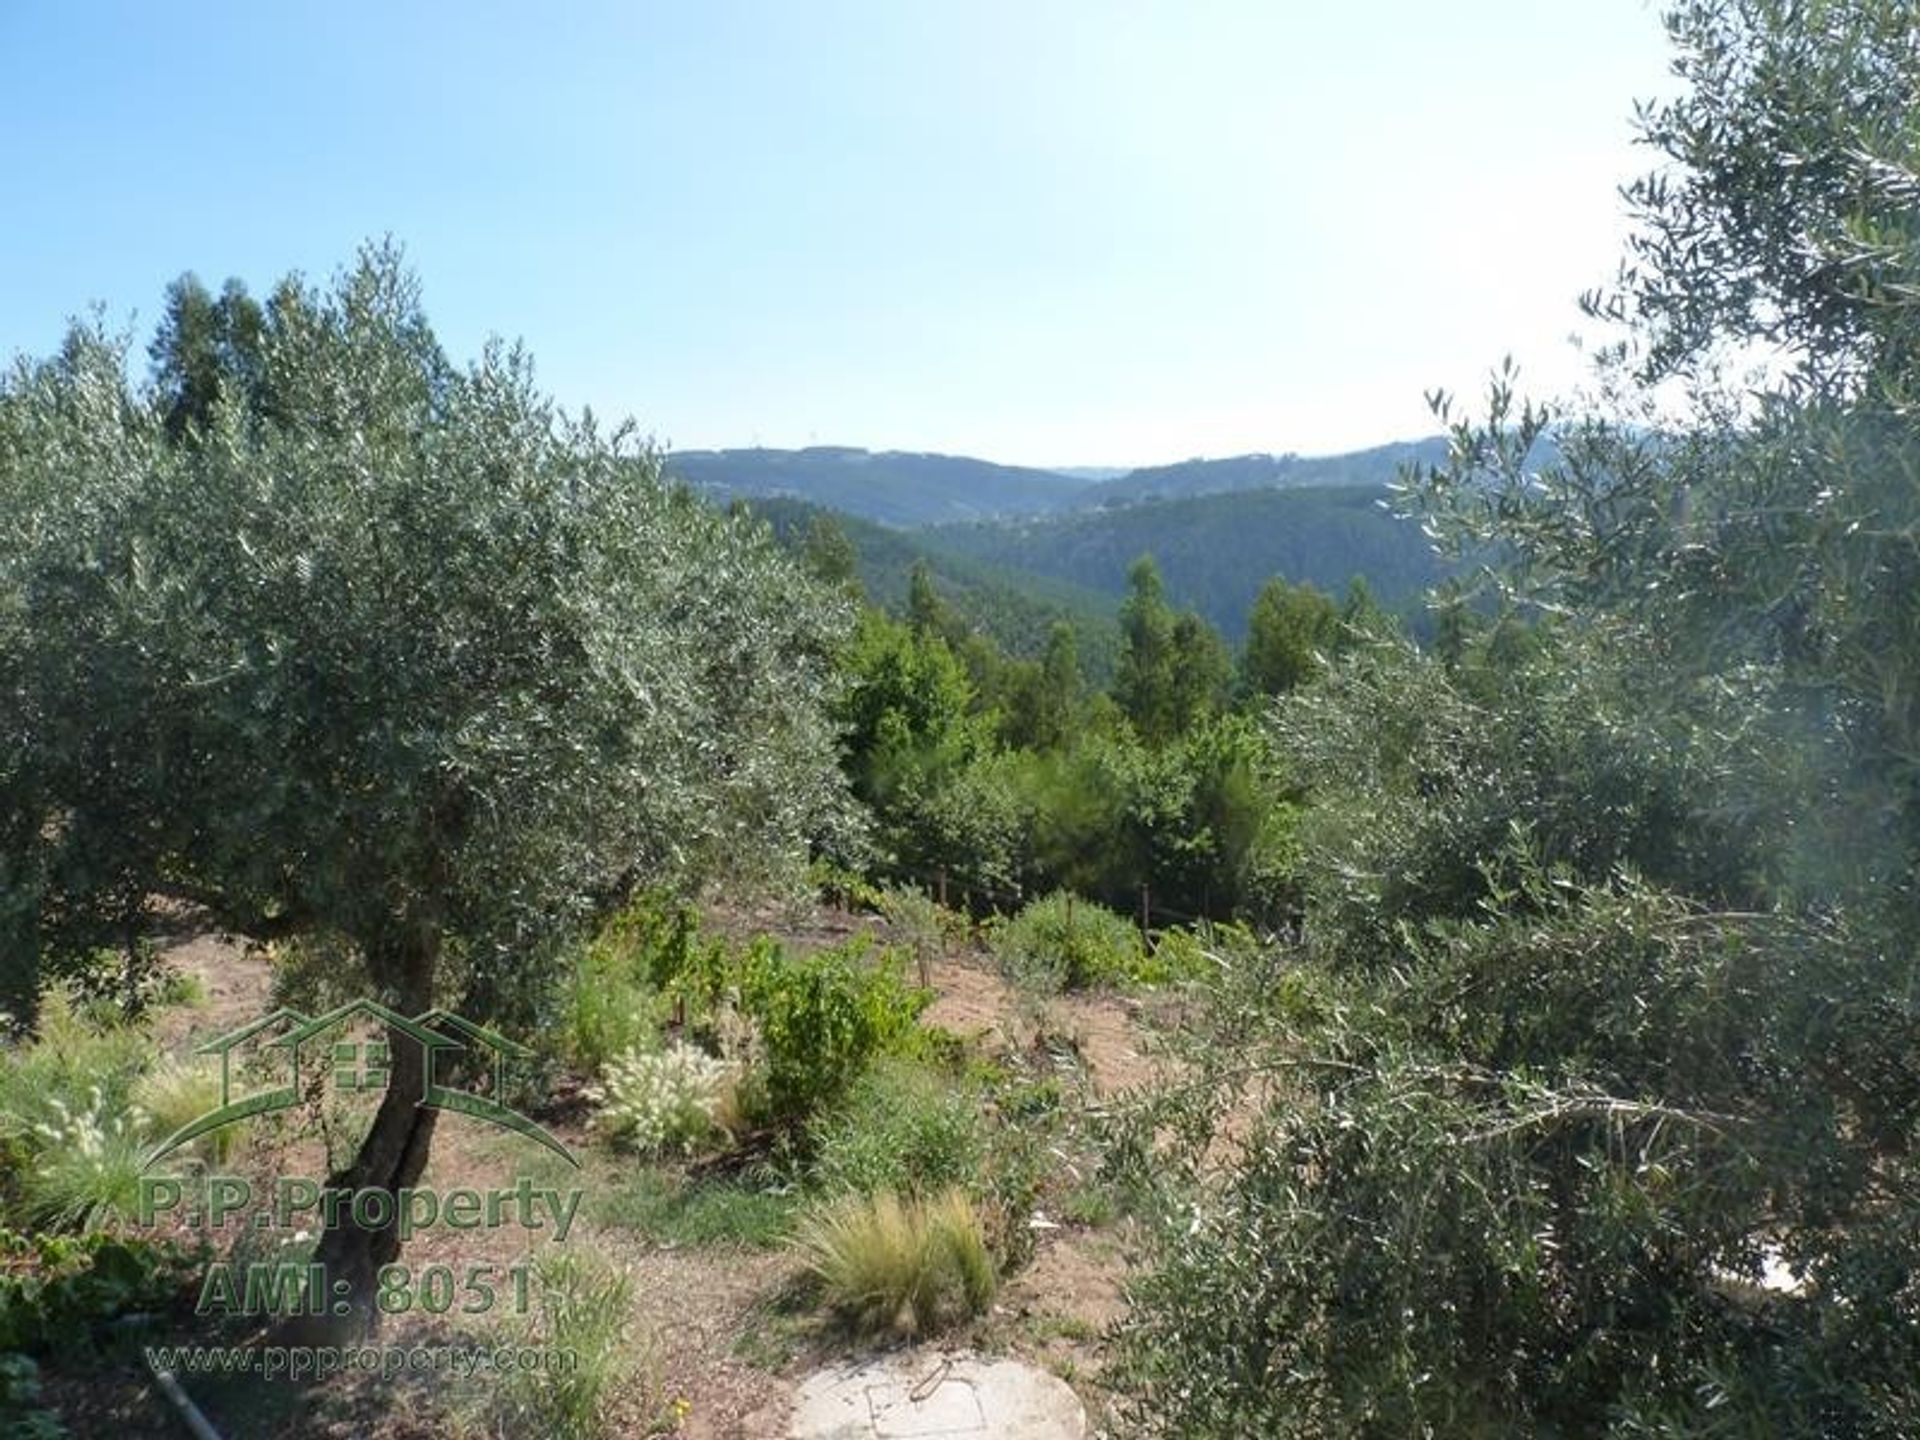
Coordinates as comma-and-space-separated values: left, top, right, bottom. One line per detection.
0, 244, 853, 1332
1120, 3, 1920, 1430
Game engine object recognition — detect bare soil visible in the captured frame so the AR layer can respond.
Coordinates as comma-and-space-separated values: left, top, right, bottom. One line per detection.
32, 901, 1161, 1439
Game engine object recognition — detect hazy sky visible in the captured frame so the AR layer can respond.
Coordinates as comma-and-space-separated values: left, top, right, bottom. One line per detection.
2, 2, 1675, 468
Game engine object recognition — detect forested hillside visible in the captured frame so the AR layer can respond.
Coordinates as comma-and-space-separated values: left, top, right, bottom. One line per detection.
922, 483, 1445, 640
674, 445, 1460, 644
745, 496, 1122, 680
664, 437, 1486, 527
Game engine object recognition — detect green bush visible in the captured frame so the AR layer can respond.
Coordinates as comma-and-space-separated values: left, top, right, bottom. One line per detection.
1119, 865, 1920, 1436
1276, 635, 1768, 974
810, 1059, 986, 1199
794, 1188, 996, 1339
578, 903, 931, 1127
991, 891, 1145, 991
809, 858, 885, 914
152, 969, 205, 1010
729, 935, 929, 1123
1120, 1044, 1920, 1437
555, 892, 694, 1074
0, 1230, 201, 1354
0, 1353, 64, 1439
1136, 921, 1253, 986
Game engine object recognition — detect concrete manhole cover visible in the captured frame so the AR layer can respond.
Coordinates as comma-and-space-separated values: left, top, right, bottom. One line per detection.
789, 1350, 1086, 1439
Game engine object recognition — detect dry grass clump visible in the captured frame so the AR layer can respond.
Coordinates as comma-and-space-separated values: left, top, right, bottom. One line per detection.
792, 1187, 996, 1338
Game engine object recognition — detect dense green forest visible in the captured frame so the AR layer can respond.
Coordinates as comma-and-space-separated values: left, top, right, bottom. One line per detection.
740, 495, 1123, 682
923, 482, 1445, 641
5, 2, 1920, 1435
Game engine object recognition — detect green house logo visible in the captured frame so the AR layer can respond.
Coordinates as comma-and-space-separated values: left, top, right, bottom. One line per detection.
144, 998, 577, 1170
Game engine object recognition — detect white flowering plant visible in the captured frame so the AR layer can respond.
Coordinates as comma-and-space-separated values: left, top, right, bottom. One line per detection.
22, 1086, 148, 1231
585, 1041, 732, 1155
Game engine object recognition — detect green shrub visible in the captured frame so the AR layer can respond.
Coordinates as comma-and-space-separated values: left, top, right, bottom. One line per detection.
1276, 636, 1768, 974
732, 936, 929, 1122
1136, 921, 1252, 986
991, 891, 1145, 991
1119, 1046, 1863, 1437
1118, 870, 1920, 1436
494, 1251, 644, 1440
809, 858, 885, 914
0, 1353, 64, 1439
593, 904, 931, 1126
0, 1230, 201, 1353
810, 1060, 986, 1199
152, 969, 205, 1010
554, 893, 695, 1074
585, 1041, 731, 1155
794, 1188, 996, 1338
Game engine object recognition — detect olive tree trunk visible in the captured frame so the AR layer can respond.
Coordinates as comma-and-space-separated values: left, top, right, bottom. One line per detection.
285, 927, 441, 1343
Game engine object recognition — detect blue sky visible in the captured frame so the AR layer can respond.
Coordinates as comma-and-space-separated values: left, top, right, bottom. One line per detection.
1, 2, 1674, 468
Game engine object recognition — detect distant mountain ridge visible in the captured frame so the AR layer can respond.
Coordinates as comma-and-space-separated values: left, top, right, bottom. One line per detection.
664, 446, 1091, 527
663, 438, 1455, 528
1076, 438, 1453, 508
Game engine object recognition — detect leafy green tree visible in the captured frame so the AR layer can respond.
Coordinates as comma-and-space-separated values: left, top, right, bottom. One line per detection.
1168, 612, 1230, 731
994, 619, 1086, 751
1115, 555, 1228, 742
801, 512, 863, 596
1126, 3, 1920, 1430
0, 245, 852, 1333
1337, 573, 1387, 634
906, 558, 948, 637
1241, 576, 1338, 696
835, 609, 1016, 894
148, 273, 279, 440
1008, 711, 1282, 922
1416, 0, 1920, 927
1115, 555, 1177, 740
1595, 0, 1920, 386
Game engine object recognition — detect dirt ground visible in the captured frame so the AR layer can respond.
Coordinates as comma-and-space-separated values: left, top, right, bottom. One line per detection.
32, 905, 1159, 1439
